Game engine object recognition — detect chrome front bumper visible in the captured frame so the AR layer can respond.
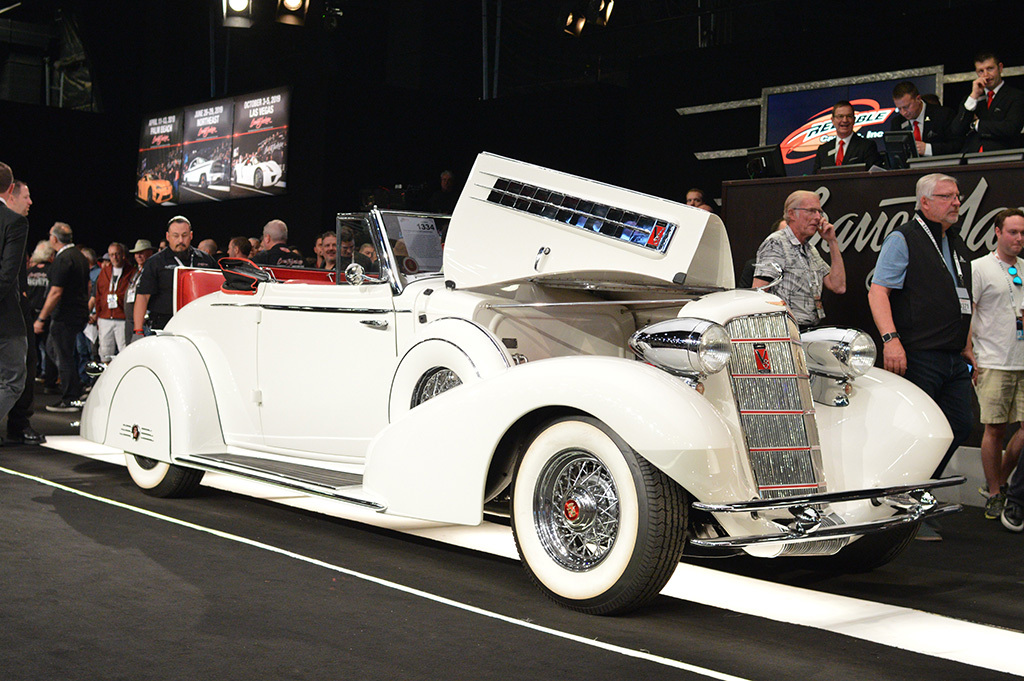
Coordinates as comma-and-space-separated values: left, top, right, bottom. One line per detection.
689, 476, 965, 548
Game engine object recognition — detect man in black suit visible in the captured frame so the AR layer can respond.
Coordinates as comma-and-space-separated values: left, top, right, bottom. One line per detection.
890, 81, 963, 157
951, 51, 1024, 153
813, 101, 881, 173
3, 179, 44, 444
0, 162, 30, 439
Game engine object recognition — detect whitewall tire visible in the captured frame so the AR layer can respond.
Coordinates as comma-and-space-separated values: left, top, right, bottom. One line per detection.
125, 454, 205, 498
511, 416, 687, 615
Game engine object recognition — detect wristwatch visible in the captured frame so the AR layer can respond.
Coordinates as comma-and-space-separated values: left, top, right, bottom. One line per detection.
881, 332, 900, 343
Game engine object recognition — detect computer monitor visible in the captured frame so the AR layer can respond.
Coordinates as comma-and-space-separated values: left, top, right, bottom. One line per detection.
883, 130, 918, 170
965, 148, 1024, 164
745, 145, 785, 179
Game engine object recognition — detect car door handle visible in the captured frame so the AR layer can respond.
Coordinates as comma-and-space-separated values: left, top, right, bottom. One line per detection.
360, 319, 389, 329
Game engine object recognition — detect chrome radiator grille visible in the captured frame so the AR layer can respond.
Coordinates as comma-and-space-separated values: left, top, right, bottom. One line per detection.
727, 313, 826, 500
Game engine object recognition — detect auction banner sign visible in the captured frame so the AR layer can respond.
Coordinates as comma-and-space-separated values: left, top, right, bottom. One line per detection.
761, 68, 943, 176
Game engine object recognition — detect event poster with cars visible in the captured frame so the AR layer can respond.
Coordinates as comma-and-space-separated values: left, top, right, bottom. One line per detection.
178, 98, 234, 203
231, 87, 288, 196
137, 109, 183, 205
764, 74, 938, 176
136, 87, 289, 205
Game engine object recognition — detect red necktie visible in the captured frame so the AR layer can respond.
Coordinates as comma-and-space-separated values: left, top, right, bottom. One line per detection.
913, 120, 922, 142
835, 139, 845, 166
980, 91, 993, 152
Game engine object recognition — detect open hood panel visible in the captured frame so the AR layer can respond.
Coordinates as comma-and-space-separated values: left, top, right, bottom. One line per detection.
443, 153, 734, 291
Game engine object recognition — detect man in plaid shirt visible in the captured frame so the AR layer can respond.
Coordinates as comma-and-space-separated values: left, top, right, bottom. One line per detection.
752, 190, 847, 329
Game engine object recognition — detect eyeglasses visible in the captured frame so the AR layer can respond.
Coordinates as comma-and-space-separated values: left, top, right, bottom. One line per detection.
930, 193, 964, 203
792, 207, 826, 217
1010, 266, 1022, 286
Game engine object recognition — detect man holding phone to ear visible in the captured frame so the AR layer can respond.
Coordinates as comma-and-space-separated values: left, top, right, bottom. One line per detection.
752, 190, 847, 330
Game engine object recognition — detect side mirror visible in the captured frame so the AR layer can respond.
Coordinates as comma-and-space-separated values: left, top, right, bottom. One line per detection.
344, 262, 366, 285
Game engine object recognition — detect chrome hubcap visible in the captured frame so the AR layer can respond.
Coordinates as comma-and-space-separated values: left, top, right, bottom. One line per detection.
534, 450, 619, 571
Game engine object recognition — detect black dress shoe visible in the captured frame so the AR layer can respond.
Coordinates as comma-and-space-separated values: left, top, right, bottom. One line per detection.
6, 427, 46, 445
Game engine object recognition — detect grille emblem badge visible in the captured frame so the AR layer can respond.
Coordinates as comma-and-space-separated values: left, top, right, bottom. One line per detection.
753, 343, 772, 373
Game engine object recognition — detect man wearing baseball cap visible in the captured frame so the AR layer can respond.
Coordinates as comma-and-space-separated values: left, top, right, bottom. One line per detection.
124, 239, 154, 345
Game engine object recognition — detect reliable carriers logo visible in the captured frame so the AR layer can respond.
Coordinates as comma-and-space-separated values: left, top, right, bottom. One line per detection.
779, 98, 897, 164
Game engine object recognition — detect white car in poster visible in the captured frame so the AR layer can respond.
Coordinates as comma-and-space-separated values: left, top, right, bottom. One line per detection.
232, 158, 281, 189
182, 157, 227, 188
81, 152, 961, 615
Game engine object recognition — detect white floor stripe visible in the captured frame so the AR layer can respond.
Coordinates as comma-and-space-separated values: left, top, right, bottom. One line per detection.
40, 437, 1024, 676
1, 464, 749, 681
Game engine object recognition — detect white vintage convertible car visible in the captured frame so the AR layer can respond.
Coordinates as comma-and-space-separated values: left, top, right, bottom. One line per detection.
82, 152, 961, 614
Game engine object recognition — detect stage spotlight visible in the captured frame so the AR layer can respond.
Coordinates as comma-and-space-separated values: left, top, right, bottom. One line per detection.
564, 12, 585, 36
276, 0, 309, 26
594, 0, 613, 26
563, 0, 612, 36
222, 0, 254, 28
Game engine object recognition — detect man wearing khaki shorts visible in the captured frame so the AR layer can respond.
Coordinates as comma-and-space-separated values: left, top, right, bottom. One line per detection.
967, 208, 1024, 519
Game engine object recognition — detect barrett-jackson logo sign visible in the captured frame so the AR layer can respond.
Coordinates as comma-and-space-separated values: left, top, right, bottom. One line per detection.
780, 99, 897, 165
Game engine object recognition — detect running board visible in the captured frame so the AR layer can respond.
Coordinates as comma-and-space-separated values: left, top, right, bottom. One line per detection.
181, 453, 386, 511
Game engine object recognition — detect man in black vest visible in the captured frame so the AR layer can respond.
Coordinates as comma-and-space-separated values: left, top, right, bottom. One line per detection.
868, 173, 973, 539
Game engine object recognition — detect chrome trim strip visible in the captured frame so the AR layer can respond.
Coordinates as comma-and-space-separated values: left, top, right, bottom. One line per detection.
689, 503, 961, 548
692, 476, 965, 513
259, 304, 392, 314
485, 298, 697, 309
210, 302, 391, 314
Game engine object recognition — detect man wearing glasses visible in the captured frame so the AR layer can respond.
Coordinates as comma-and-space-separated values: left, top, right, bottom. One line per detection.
965, 208, 1024, 524
868, 174, 973, 539
813, 101, 881, 173
752, 190, 846, 330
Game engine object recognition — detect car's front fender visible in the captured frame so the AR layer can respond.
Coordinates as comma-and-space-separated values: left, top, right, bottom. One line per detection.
81, 335, 224, 461
364, 356, 743, 525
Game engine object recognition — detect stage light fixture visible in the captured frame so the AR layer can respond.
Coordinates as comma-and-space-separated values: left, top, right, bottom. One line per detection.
563, 0, 612, 36
222, 0, 254, 28
564, 12, 585, 36
276, 0, 309, 26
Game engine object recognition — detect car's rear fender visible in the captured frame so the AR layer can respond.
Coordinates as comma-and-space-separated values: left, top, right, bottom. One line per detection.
80, 335, 225, 461
364, 355, 744, 525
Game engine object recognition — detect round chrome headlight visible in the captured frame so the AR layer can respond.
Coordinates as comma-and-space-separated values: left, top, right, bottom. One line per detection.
629, 318, 731, 377
801, 327, 877, 379
846, 330, 877, 377
695, 323, 732, 374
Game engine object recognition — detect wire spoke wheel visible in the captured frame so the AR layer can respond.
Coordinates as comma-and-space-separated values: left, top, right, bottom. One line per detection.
535, 450, 619, 570
511, 416, 687, 615
411, 367, 463, 407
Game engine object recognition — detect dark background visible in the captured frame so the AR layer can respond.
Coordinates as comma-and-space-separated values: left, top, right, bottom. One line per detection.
1, 0, 1022, 256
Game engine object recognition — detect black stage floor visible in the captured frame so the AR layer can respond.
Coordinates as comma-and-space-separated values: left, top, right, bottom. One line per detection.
3, 403, 1023, 681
